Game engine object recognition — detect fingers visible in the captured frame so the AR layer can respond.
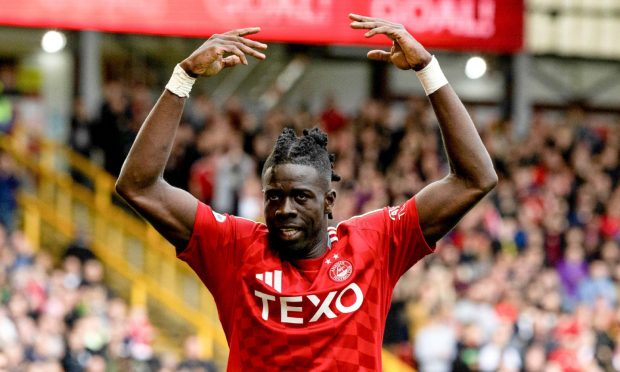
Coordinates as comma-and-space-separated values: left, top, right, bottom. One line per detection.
221, 41, 265, 61
208, 32, 267, 63
367, 50, 391, 62
350, 20, 378, 30
224, 27, 261, 37
350, 14, 409, 48
219, 44, 249, 65
364, 25, 401, 39
218, 35, 267, 60
349, 13, 372, 22
220, 28, 268, 50
221, 55, 243, 69
235, 42, 267, 60
349, 13, 397, 30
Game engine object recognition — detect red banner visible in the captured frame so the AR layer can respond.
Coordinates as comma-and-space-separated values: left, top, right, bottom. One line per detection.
0, 0, 523, 52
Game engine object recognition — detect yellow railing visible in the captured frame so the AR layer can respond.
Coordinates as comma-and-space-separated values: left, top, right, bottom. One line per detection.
1, 128, 414, 372
1, 129, 227, 364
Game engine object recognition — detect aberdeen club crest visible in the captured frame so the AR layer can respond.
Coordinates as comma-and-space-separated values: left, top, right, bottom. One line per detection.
329, 260, 353, 282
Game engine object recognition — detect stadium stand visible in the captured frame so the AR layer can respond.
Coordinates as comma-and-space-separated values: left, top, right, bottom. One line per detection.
4, 70, 620, 370
2, 1, 620, 370
90, 86, 620, 371
0, 223, 218, 371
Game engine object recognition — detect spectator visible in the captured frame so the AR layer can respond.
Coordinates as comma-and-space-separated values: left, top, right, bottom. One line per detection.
578, 260, 617, 307
177, 335, 216, 372
0, 228, 192, 371
557, 243, 589, 310
478, 321, 521, 372
413, 305, 457, 372
0, 151, 19, 232
92, 81, 132, 176
0, 81, 15, 134
319, 94, 347, 134
8, 53, 620, 370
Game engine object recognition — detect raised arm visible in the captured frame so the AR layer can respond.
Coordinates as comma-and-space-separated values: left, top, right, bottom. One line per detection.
350, 14, 497, 246
115, 29, 267, 250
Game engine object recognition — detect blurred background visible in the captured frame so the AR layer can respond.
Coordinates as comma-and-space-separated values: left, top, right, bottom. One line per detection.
1, 0, 620, 371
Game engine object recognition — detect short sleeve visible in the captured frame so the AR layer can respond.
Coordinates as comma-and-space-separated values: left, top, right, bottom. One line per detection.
177, 201, 259, 304
385, 197, 435, 285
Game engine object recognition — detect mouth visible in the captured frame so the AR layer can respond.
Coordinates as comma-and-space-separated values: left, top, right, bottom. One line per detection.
276, 226, 302, 240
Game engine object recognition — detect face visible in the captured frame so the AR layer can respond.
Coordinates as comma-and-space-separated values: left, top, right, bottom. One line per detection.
263, 163, 336, 259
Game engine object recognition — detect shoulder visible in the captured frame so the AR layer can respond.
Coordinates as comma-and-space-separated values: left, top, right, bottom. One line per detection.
195, 202, 266, 239
337, 207, 387, 233
336, 197, 423, 233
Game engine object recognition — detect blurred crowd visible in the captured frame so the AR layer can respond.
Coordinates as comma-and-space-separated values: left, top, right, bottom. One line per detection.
3, 75, 620, 372
0, 224, 216, 371
77, 81, 620, 371
387, 107, 620, 372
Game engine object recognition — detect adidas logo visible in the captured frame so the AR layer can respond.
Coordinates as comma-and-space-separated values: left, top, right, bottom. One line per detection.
256, 270, 282, 293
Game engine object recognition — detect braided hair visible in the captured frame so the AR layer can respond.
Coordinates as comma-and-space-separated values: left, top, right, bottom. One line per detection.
262, 127, 341, 185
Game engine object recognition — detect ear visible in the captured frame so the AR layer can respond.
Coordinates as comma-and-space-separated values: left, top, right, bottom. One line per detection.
324, 189, 337, 218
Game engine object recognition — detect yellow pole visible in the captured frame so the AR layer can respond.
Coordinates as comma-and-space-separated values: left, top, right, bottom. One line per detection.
95, 175, 112, 211
145, 226, 160, 285
131, 280, 147, 307
22, 202, 40, 252
56, 180, 72, 227
198, 326, 214, 359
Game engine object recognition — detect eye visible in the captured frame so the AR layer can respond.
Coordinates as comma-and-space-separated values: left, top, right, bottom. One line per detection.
295, 193, 308, 202
266, 192, 280, 201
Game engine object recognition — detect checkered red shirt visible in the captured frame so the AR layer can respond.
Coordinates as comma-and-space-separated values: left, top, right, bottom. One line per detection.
178, 197, 434, 371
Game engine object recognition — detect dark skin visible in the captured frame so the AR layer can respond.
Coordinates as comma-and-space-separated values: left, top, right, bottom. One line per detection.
115, 28, 268, 249
263, 164, 336, 259
350, 13, 498, 245
116, 14, 496, 259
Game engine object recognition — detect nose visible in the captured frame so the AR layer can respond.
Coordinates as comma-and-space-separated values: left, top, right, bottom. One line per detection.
275, 197, 297, 218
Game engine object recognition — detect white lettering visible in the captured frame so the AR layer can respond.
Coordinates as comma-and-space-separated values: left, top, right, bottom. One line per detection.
254, 290, 275, 321
254, 283, 365, 324
37, 0, 167, 18
335, 283, 364, 314
210, 0, 332, 24
280, 296, 303, 324
370, 0, 496, 38
308, 292, 337, 322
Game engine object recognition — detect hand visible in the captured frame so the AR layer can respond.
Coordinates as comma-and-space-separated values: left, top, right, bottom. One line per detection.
349, 14, 432, 71
180, 28, 268, 77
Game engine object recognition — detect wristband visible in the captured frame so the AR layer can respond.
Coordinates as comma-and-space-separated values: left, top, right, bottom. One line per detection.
165, 64, 196, 98
415, 56, 448, 96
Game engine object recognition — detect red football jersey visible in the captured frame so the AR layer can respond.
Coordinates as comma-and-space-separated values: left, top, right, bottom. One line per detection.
177, 197, 434, 371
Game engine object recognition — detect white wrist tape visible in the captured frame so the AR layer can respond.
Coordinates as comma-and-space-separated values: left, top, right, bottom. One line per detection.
415, 56, 448, 96
165, 64, 196, 98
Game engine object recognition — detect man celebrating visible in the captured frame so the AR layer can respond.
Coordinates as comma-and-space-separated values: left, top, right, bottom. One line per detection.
116, 14, 497, 371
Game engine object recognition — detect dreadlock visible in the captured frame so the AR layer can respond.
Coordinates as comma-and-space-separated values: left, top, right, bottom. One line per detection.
262, 127, 341, 184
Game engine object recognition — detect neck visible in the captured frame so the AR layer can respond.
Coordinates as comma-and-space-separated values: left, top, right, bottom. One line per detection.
275, 227, 329, 261
303, 232, 329, 259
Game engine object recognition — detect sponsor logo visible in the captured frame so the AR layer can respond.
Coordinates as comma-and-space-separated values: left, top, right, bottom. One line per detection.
212, 211, 227, 223
329, 260, 353, 282
254, 282, 364, 324
388, 205, 406, 221
256, 270, 282, 293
